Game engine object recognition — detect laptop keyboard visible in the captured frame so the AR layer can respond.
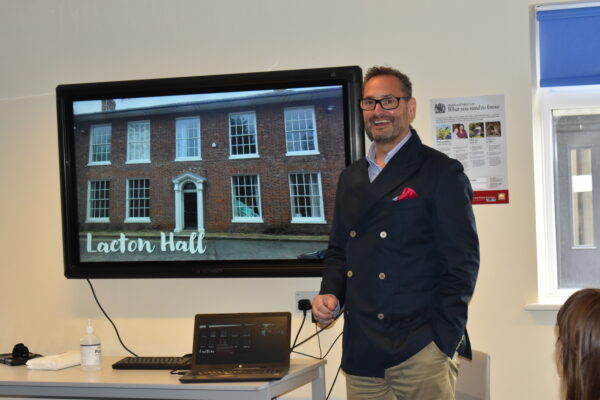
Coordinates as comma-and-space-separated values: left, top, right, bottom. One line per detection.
112, 356, 191, 370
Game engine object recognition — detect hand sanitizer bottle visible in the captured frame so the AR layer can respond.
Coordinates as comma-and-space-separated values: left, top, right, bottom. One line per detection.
80, 319, 101, 371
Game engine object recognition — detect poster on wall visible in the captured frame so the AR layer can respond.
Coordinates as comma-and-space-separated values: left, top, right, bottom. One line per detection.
430, 94, 509, 205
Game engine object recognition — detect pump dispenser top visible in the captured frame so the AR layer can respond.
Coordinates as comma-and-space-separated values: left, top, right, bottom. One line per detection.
86, 319, 94, 334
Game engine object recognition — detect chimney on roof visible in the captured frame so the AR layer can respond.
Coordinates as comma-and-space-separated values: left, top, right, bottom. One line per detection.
101, 99, 116, 111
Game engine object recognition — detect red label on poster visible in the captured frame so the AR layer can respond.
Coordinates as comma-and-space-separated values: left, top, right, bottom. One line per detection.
472, 190, 509, 205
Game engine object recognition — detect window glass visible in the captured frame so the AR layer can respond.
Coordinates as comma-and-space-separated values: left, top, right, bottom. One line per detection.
229, 112, 257, 157
89, 124, 111, 164
569, 148, 594, 247
176, 117, 201, 160
552, 109, 600, 289
289, 172, 325, 223
87, 180, 110, 221
285, 107, 318, 154
127, 121, 150, 162
231, 175, 262, 221
127, 178, 150, 221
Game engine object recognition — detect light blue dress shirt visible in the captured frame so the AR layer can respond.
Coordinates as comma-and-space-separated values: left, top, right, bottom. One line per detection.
366, 130, 412, 182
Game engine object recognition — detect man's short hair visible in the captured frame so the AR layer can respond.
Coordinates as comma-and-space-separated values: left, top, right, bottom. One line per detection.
363, 66, 412, 98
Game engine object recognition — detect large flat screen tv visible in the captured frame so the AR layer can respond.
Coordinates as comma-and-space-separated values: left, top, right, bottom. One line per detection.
56, 66, 364, 278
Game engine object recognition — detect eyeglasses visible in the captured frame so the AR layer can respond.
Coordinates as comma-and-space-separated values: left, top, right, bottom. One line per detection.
359, 96, 411, 111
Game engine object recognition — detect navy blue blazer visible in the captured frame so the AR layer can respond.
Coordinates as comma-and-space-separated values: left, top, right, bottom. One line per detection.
320, 130, 480, 377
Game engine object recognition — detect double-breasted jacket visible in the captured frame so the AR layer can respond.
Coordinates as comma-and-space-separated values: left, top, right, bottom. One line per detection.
320, 130, 480, 377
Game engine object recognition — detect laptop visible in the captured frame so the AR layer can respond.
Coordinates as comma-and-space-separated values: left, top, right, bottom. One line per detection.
179, 312, 291, 383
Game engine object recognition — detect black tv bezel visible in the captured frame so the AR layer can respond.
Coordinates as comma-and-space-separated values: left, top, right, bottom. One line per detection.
57, 66, 364, 279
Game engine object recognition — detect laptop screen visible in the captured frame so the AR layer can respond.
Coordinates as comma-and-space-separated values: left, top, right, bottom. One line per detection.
192, 313, 291, 366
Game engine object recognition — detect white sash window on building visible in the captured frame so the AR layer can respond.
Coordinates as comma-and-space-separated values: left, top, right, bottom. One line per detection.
229, 112, 258, 158
176, 117, 201, 161
285, 106, 319, 155
231, 175, 263, 222
127, 120, 151, 163
126, 178, 150, 223
89, 124, 111, 165
289, 172, 325, 224
86, 180, 110, 222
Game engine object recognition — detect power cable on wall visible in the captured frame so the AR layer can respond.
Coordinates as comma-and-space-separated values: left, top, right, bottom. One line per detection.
86, 279, 138, 357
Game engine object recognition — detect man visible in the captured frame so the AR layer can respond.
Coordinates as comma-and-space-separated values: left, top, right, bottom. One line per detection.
312, 66, 479, 400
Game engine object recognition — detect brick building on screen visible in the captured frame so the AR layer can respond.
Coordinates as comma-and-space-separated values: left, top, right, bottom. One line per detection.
73, 87, 346, 237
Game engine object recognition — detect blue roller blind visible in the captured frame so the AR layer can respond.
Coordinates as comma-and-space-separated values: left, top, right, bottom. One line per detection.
537, 6, 600, 87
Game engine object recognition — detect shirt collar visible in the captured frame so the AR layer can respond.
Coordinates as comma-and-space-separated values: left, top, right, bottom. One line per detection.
366, 130, 412, 168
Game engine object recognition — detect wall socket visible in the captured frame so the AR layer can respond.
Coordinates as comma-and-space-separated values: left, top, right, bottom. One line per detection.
294, 291, 319, 312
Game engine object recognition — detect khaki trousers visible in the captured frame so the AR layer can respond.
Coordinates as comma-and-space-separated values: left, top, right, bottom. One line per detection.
345, 341, 460, 400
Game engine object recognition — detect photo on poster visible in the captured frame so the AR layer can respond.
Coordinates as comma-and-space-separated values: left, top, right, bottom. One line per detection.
469, 122, 485, 138
486, 121, 502, 137
436, 124, 452, 140
452, 123, 468, 139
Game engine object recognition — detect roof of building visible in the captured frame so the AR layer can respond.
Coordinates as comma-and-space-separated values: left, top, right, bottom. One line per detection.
74, 86, 342, 122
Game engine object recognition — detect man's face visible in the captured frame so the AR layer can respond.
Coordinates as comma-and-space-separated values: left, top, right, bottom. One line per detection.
362, 75, 416, 145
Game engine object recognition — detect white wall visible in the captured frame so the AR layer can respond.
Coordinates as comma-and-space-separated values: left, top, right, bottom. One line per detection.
0, 0, 564, 399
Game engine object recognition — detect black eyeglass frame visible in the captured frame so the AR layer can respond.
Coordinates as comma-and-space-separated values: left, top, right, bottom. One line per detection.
359, 96, 411, 111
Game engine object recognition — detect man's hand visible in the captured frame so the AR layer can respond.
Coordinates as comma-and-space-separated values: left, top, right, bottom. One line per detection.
311, 294, 339, 325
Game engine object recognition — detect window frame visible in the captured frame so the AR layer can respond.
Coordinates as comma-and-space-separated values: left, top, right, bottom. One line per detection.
228, 111, 259, 159
284, 106, 320, 156
125, 178, 151, 223
534, 86, 600, 304
175, 116, 202, 161
88, 123, 112, 166
86, 179, 110, 223
230, 174, 264, 223
126, 120, 151, 164
288, 171, 326, 224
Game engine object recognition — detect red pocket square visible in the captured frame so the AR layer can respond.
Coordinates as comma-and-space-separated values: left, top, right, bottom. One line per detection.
393, 187, 418, 201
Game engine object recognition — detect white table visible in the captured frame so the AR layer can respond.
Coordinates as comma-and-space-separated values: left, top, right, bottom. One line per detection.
0, 357, 326, 400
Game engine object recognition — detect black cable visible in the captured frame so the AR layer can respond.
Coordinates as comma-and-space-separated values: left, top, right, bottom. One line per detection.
290, 309, 344, 399
292, 323, 327, 349
291, 350, 321, 359
291, 327, 343, 400
291, 307, 344, 350
291, 310, 307, 350
170, 369, 187, 375
86, 279, 138, 357
320, 331, 342, 359
293, 331, 342, 359
316, 323, 323, 358
326, 364, 342, 400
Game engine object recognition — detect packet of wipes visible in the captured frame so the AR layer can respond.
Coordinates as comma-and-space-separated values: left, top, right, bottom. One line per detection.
26, 350, 81, 370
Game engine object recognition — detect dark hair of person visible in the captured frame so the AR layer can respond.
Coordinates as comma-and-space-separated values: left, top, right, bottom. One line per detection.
363, 66, 412, 98
556, 288, 600, 400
